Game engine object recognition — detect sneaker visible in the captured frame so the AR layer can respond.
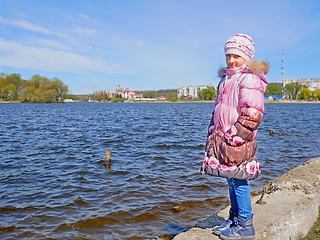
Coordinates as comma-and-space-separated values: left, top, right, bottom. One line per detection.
219, 215, 255, 240
213, 208, 237, 235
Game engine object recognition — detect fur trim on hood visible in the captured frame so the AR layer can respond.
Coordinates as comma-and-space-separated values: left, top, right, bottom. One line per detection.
218, 60, 269, 78
218, 66, 227, 78
247, 60, 269, 74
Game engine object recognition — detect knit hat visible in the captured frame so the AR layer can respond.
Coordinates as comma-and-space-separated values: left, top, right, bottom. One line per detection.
224, 33, 255, 61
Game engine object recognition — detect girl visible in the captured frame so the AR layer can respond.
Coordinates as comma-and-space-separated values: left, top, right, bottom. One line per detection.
201, 34, 269, 240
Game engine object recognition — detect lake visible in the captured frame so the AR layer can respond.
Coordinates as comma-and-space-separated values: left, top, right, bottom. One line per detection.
0, 102, 319, 239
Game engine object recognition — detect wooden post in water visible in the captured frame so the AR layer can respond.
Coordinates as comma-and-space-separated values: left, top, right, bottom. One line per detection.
105, 149, 111, 169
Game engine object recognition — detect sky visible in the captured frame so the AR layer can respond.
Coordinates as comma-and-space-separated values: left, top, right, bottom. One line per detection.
0, 0, 320, 94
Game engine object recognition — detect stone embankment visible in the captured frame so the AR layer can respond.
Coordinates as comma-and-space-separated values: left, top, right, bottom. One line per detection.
173, 157, 320, 240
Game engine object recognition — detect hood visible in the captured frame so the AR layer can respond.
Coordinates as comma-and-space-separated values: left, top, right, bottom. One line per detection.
246, 60, 269, 75
218, 60, 270, 78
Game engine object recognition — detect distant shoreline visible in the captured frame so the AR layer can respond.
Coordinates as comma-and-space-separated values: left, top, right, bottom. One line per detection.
1, 100, 320, 104
265, 100, 320, 104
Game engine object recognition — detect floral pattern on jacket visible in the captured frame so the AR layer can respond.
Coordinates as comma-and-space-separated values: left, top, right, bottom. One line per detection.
201, 60, 269, 180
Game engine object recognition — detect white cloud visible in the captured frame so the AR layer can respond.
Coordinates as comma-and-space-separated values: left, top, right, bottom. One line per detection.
0, 15, 102, 51
11, 19, 52, 34
77, 13, 97, 22
22, 37, 73, 51
68, 13, 98, 22
0, 16, 67, 38
0, 15, 101, 42
0, 38, 132, 74
72, 26, 99, 36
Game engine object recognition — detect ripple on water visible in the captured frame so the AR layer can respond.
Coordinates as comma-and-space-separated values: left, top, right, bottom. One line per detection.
0, 103, 319, 239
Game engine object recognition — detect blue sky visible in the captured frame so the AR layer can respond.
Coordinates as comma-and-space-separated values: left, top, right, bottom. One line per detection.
0, 0, 320, 94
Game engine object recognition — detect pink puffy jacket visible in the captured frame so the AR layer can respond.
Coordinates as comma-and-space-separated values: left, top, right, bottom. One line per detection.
201, 60, 269, 180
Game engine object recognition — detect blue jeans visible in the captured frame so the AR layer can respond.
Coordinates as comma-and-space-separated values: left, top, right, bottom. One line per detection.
227, 178, 253, 219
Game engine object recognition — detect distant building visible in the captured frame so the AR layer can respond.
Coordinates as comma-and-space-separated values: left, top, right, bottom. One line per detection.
264, 95, 284, 100
177, 85, 214, 99
64, 99, 75, 102
115, 88, 145, 100
116, 88, 124, 94
122, 89, 135, 100
135, 94, 144, 99
158, 96, 166, 101
106, 92, 115, 98
283, 78, 320, 91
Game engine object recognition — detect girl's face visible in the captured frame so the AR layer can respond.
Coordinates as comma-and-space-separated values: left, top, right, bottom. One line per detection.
226, 54, 246, 68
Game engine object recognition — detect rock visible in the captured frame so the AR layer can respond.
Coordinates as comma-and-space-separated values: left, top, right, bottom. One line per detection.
173, 157, 320, 240
172, 206, 186, 212
172, 227, 220, 240
194, 214, 225, 229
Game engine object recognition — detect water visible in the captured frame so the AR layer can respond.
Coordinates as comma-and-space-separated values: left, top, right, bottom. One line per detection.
0, 102, 319, 239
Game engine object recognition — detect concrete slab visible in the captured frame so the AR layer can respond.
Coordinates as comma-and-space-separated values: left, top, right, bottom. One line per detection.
173, 157, 320, 240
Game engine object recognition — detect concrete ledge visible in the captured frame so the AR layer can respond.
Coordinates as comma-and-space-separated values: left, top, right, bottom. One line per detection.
173, 157, 320, 240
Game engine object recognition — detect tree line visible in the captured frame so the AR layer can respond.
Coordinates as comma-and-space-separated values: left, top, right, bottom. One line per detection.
182, 82, 320, 101
2, 72, 319, 103
283, 82, 320, 100
0, 73, 68, 103
92, 82, 320, 102
263, 82, 320, 100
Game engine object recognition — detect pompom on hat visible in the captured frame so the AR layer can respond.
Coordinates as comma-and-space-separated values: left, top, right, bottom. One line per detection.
224, 33, 255, 61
